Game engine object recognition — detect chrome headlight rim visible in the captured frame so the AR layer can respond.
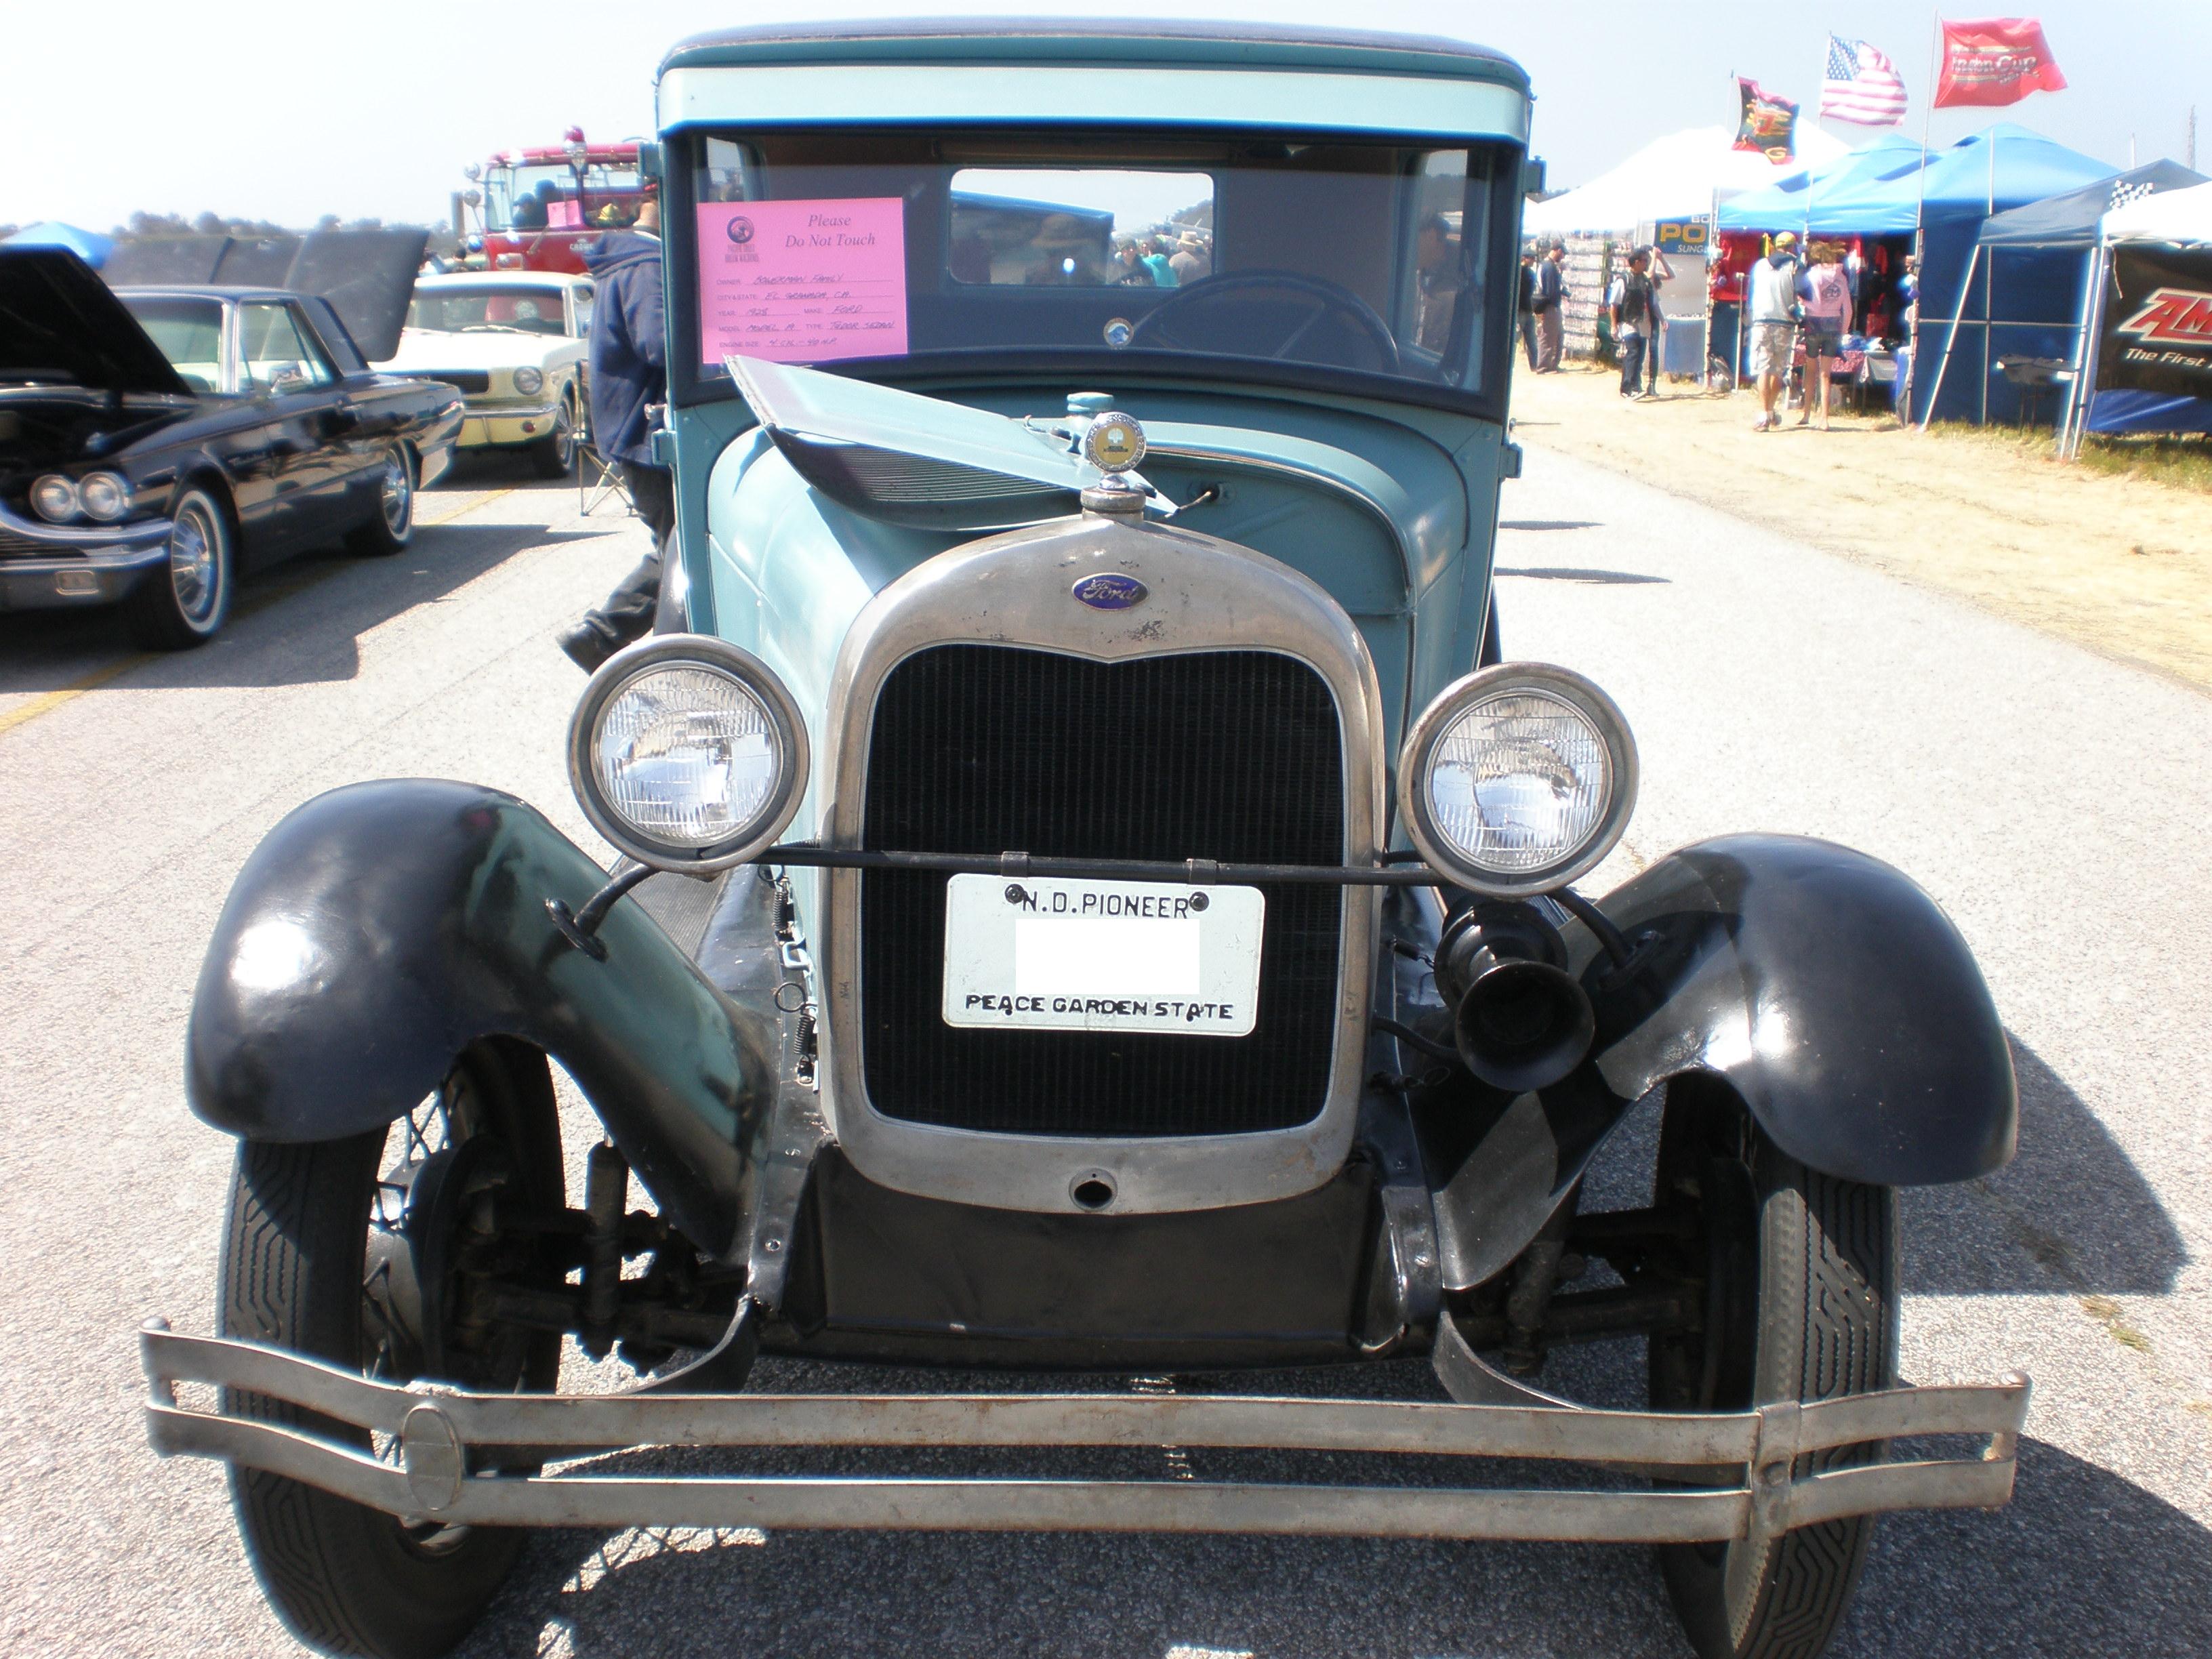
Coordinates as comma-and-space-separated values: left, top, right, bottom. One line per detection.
1397, 661, 1639, 899
77, 471, 131, 523
30, 475, 81, 523
565, 634, 811, 874
510, 364, 545, 396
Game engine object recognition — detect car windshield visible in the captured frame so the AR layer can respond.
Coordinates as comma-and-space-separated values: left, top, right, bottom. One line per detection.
408, 288, 569, 335
119, 295, 224, 392
487, 161, 644, 232
676, 129, 1516, 413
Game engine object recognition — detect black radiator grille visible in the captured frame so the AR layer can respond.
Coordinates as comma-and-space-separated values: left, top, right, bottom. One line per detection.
859, 644, 1345, 1138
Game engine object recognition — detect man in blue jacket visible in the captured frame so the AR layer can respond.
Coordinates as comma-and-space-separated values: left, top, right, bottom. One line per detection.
559, 192, 672, 670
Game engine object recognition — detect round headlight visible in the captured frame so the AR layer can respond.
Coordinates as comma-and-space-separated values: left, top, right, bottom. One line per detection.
567, 636, 808, 872
1397, 663, 1637, 898
77, 472, 130, 523
30, 475, 80, 523
511, 365, 544, 396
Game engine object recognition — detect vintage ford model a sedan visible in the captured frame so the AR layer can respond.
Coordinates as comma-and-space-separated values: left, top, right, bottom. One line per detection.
144, 23, 2028, 1659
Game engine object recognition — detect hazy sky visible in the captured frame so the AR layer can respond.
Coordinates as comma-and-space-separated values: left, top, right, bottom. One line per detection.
5, 1, 2205, 231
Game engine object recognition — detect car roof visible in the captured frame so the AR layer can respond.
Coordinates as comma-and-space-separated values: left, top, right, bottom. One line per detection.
661, 18, 1523, 89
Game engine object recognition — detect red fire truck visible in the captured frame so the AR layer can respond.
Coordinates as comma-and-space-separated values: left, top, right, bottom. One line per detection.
457, 128, 645, 274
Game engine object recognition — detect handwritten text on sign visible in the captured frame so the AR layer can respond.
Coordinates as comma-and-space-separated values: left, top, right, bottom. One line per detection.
695, 197, 908, 366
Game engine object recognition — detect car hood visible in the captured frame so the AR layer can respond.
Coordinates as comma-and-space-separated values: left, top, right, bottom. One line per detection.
374, 329, 576, 373
103, 228, 428, 361
728, 354, 1126, 531
0, 246, 192, 396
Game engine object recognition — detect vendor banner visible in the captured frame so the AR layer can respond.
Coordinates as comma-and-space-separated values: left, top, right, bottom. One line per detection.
1934, 18, 2068, 108
2097, 249, 2212, 397
1732, 79, 1798, 164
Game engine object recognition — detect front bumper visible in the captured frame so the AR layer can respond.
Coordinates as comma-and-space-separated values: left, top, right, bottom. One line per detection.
0, 502, 171, 611
142, 1323, 2028, 1542
457, 403, 561, 449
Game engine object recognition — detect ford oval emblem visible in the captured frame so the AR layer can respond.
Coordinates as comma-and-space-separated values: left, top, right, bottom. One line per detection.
1073, 573, 1147, 611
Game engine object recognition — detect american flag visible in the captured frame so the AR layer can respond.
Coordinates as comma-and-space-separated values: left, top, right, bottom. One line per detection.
1820, 35, 1908, 126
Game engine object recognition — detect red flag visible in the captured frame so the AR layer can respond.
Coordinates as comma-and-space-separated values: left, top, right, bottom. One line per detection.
1934, 18, 2068, 108
1732, 78, 1799, 164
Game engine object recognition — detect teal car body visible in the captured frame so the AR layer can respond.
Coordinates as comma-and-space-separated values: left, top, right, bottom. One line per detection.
154, 28, 2027, 1659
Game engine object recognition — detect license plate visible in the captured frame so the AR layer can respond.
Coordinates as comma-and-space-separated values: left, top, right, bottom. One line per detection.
941, 874, 1265, 1037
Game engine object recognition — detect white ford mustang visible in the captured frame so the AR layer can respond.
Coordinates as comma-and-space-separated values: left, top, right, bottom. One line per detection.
375, 271, 592, 477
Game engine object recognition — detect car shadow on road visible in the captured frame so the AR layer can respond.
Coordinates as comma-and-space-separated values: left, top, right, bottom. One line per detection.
451, 1430, 2207, 1659
1494, 566, 1669, 585
1573, 1029, 2181, 1300
0, 523, 621, 695
1901, 1032, 2188, 1298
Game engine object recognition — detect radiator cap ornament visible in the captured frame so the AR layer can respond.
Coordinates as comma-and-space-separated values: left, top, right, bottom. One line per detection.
1072, 572, 1148, 611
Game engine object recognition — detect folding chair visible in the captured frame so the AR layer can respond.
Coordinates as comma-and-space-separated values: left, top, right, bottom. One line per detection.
578, 438, 634, 519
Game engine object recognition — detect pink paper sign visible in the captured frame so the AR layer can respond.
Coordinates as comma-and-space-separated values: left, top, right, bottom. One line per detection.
695, 197, 909, 366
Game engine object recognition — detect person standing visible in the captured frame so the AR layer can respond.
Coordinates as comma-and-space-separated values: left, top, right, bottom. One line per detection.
1610, 247, 1660, 400
1533, 242, 1567, 371
1643, 244, 1675, 394
1516, 247, 1540, 370
1746, 230, 1801, 432
1141, 236, 1177, 287
558, 192, 672, 671
1795, 241, 1851, 430
1169, 232, 1210, 284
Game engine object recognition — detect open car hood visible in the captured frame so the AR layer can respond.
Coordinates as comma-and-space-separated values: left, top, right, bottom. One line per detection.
0, 246, 192, 396
728, 354, 1107, 531
103, 228, 429, 362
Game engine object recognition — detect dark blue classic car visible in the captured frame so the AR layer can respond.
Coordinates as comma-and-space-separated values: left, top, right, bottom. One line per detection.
0, 241, 460, 647
144, 23, 2028, 1659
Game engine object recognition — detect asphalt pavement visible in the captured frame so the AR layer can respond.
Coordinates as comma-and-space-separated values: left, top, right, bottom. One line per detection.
0, 443, 2205, 1658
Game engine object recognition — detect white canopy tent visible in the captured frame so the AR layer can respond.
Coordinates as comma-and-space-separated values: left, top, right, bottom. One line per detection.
2100, 179, 2212, 245
1522, 125, 1849, 239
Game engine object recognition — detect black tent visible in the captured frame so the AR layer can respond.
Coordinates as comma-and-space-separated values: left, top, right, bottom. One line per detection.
1953, 163, 2207, 446
1977, 161, 2205, 249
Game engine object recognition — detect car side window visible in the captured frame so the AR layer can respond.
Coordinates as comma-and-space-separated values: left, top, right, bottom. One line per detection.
571, 285, 595, 336
241, 304, 337, 394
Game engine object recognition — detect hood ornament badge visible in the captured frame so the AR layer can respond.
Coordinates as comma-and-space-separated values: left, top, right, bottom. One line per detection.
1072, 573, 1148, 611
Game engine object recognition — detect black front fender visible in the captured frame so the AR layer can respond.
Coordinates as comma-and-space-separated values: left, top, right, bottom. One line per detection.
1585, 833, 2018, 1185
187, 779, 775, 1256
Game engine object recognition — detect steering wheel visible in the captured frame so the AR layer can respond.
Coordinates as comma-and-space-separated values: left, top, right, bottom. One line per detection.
1129, 270, 1400, 375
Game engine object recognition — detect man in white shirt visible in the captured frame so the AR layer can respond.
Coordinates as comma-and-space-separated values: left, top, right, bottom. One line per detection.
1746, 230, 1801, 431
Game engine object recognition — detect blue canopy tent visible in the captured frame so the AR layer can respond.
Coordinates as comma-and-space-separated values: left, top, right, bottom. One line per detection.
1963, 163, 2207, 447
1715, 133, 1927, 234
1709, 136, 1930, 388
1812, 125, 2116, 424
3, 221, 114, 267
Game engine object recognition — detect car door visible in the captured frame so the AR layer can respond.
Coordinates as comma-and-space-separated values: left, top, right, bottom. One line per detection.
235, 301, 352, 553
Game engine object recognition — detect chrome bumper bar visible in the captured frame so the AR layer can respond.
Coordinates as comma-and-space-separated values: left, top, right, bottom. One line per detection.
141, 1324, 2028, 1543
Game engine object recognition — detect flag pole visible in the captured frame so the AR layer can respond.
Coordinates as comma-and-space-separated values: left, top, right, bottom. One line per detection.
1908, 12, 1940, 423
1982, 126, 1997, 424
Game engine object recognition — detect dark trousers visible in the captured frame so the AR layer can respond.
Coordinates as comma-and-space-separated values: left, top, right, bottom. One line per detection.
1518, 310, 1539, 369
1618, 333, 1647, 395
1535, 307, 1563, 371
579, 463, 674, 649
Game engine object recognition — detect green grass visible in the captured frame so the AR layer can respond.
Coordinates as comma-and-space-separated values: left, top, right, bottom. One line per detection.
1930, 422, 2212, 494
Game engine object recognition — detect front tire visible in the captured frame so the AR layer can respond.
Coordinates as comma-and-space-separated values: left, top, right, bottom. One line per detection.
220, 1042, 563, 1659
345, 446, 415, 556
527, 393, 579, 479
1651, 1076, 1898, 1659
124, 484, 234, 649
